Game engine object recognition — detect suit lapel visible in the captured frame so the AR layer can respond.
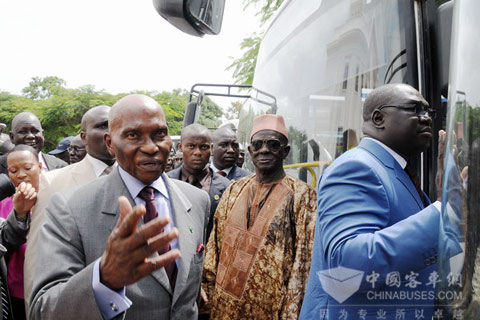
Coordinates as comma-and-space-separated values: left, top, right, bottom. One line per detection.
394, 166, 424, 208
71, 158, 97, 185
42, 153, 53, 170
164, 175, 197, 303
99, 168, 131, 223
359, 139, 423, 209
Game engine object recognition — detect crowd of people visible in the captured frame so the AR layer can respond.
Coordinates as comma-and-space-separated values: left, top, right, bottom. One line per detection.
0, 83, 456, 319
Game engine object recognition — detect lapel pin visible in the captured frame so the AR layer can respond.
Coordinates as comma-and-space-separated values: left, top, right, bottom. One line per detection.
189, 226, 194, 233
214, 194, 220, 201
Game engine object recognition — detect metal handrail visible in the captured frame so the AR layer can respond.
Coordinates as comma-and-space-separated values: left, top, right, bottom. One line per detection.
283, 161, 330, 188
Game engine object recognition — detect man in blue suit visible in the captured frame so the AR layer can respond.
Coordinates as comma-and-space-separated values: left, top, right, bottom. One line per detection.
300, 84, 461, 320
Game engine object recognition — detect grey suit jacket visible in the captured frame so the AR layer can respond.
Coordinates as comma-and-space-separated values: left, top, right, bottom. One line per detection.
24, 156, 98, 310
30, 168, 210, 320
42, 153, 68, 171
167, 166, 231, 240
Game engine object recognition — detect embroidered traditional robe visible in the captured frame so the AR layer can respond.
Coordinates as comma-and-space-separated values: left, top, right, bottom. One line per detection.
202, 174, 317, 320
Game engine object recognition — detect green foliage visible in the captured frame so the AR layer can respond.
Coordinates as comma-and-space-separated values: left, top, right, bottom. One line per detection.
224, 101, 243, 120
227, 0, 285, 85
243, 0, 285, 25
149, 89, 190, 136
226, 33, 263, 85
198, 96, 223, 129
0, 77, 223, 151
22, 76, 67, 100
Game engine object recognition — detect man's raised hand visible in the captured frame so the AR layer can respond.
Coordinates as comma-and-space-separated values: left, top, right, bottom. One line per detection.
100, 196, 180, 290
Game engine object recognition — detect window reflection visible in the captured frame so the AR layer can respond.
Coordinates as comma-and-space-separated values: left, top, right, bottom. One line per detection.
240, 0, 411, 184
436, 1, 480, 317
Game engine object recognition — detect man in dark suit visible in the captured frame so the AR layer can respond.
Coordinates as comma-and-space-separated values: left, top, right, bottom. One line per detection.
168, 123, 230, 240
30, 94, 210, 319
210, 127, 250, 182
0, 112, 67, 174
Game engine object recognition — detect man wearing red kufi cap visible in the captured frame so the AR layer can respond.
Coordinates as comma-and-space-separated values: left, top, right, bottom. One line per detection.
202, 114, 317, 319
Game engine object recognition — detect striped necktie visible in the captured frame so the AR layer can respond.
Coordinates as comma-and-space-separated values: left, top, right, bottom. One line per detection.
138, 187, 177, 288
405, 161, 426, 207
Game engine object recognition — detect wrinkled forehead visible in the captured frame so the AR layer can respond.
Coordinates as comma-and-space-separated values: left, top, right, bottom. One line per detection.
182, 131, 211, 143
12, 116, 43, 132
110, 105, 166, 132
70, 137, 84, 147
251, 130, 287, 143
7, 150, 38, 164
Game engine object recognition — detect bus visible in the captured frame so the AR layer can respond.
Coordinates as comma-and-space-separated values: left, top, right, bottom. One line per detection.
155, 0, 480, 317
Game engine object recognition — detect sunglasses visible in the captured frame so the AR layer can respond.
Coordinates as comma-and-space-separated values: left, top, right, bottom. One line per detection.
250, 139, 285, 152
376, 103, 436, 119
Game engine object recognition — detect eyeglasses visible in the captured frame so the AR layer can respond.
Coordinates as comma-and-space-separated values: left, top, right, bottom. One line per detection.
68, 146, 86, 153
250, 139, 285, 152
376, 103, 436, 119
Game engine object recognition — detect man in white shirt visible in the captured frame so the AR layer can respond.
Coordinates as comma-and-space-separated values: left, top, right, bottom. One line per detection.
24, 105, 116, 310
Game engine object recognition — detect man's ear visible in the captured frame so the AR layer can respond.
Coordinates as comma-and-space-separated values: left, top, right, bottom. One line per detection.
371, 110, 385, 129
104, 132, 114, 157
178, 143, 183, 152
80, 131, 87, 145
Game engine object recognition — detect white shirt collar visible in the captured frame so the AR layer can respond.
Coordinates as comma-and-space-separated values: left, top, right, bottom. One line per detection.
363, 137, 407, 169
38, 152, 48, 172
118, 166, 169, 201
85, 154, 116, 177
210, 163, 233, 175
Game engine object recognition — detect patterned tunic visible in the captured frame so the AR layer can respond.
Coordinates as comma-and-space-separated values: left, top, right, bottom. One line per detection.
202, 174, 317, 320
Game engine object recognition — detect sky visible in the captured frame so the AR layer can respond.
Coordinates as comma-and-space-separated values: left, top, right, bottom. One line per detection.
0, 0, 260, 107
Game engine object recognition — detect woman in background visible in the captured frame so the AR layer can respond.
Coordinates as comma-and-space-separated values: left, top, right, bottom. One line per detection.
0, 144, 41, 320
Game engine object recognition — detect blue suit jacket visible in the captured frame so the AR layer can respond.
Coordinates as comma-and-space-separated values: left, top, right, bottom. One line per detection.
300, 139, 461, 320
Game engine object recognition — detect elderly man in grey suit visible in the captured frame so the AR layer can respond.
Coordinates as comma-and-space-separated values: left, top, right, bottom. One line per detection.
167, 123, 231, 240
29, 94, 210, 319
23, 105, 115, 311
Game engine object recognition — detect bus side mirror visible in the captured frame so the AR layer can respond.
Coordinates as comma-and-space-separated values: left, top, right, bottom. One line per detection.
153, 0, 225, 37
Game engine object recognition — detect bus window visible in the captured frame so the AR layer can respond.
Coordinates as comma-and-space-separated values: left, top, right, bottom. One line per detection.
239, 0, 416, 184
437, 1, 480, 317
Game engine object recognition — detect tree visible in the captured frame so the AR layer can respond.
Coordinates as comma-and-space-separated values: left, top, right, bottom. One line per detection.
226, 33, 262, 85
224, 101, 243, 120
22, 76, 67, 100
227, 0, 285, 85
0, 78, 224, 151
198, 96, 223, 129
